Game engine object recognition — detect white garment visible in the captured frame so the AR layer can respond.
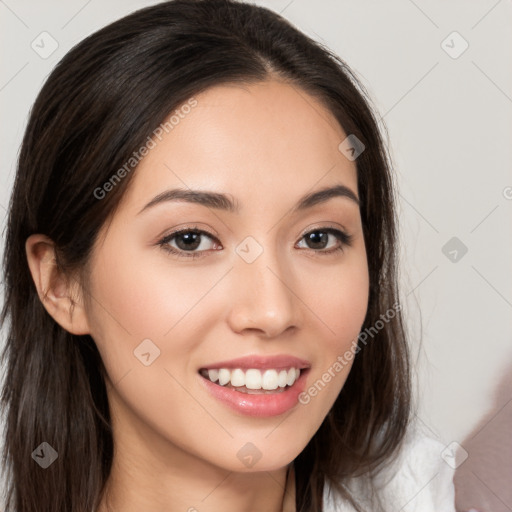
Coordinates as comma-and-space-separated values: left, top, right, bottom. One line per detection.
322, 427, 457, 512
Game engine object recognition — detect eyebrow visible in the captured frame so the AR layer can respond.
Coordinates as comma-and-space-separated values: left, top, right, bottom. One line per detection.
137, 183, 360, 215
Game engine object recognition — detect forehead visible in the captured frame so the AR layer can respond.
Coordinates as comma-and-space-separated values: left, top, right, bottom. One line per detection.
120, 79, 358, 214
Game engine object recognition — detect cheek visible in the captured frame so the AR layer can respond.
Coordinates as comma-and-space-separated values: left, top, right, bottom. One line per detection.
291, 255, 369, 438
85, 241, 231, 382
304, 254, 369, 348
88, 242, 217, 337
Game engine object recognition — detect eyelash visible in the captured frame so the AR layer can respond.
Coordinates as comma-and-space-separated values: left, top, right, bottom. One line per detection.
157, 225, 353, 260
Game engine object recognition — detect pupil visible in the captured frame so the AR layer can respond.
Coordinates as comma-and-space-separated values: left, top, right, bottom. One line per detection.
307, 232, 327, 249
177, 232, 200, 250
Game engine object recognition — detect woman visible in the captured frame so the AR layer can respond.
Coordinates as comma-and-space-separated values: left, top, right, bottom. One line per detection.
0, 1, 456, 511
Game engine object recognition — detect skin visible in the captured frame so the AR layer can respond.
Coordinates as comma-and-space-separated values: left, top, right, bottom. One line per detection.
26, 79, 369, 512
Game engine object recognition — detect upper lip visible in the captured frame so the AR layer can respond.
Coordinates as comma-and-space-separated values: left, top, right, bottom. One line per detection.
199, 354, 311, 371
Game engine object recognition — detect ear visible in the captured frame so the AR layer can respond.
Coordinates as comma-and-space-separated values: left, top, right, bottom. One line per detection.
25, 234, 90, 335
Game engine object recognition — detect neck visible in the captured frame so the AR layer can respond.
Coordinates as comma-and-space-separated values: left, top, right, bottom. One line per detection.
99, 458, 296, 512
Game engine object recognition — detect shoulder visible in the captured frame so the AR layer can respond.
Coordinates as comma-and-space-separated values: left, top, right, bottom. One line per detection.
323, 426, 457, 512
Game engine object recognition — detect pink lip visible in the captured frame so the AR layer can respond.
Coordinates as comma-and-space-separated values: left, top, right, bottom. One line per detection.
198, 367, 310, 417
199, 354, 311, 371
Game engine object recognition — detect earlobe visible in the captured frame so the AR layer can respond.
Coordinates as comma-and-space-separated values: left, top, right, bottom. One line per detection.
25, 234, 90, 335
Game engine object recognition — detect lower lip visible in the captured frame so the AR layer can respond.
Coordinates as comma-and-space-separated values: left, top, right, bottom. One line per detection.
199, 370, 309, 417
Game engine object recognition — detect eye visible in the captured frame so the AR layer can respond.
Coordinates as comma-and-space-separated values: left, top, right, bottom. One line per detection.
296, 227, 353, 255
157, 227, 221, 259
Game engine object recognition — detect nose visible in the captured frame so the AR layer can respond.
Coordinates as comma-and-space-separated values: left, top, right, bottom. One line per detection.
226, 244, 301, 338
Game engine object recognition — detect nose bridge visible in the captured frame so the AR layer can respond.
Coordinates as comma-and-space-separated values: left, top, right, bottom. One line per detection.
227, 234, 299, 336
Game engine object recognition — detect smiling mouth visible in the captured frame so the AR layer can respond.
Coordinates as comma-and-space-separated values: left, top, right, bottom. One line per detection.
199, 367, 303, 394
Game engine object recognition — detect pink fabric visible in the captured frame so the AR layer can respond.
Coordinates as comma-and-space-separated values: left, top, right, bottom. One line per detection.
454, 369, 512, 512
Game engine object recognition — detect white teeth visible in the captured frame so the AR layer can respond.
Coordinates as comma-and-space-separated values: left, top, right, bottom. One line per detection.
286, 368, 296, 386
218, 368, 231, 386
245, 369, 262, 389
277, 370, 288, 388
230, 368, 245, 387
262, 369, 278, 390
202, 367, 302, 390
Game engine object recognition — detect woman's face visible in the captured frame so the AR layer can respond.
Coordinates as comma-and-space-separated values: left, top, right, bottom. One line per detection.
84, 79, 369, 473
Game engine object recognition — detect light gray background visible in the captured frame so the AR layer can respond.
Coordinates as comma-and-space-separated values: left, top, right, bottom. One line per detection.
1, 1, 511, 510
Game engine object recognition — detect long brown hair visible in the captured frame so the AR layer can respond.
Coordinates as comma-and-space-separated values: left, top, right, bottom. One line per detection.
0, 1, 411, 511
